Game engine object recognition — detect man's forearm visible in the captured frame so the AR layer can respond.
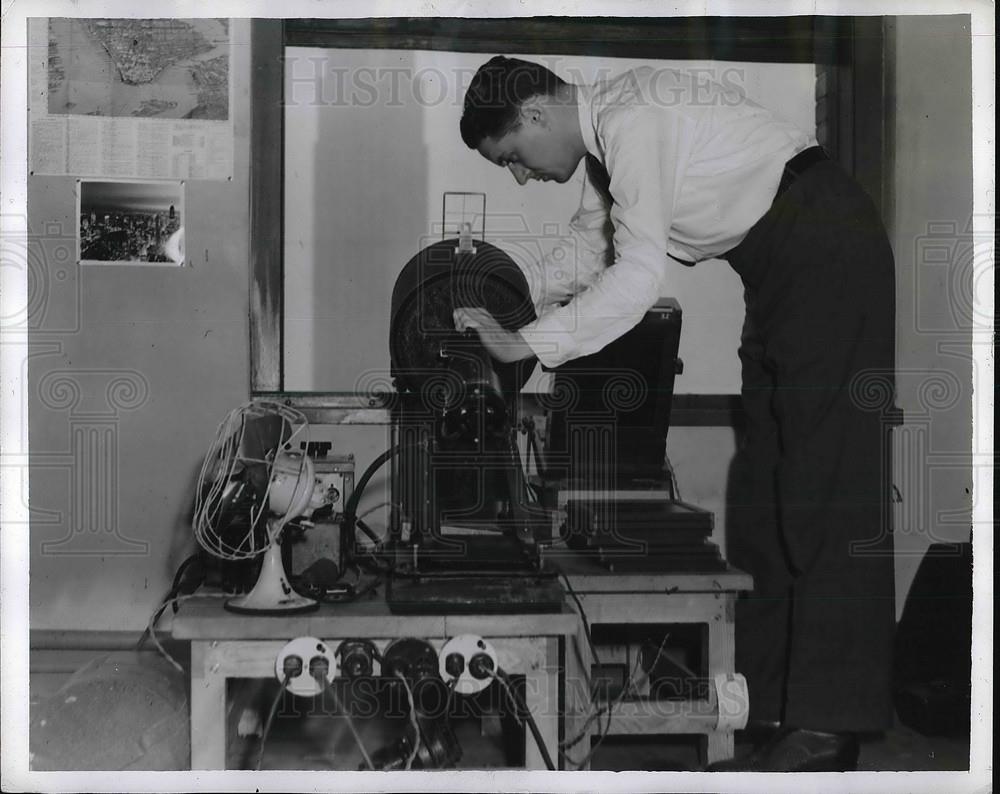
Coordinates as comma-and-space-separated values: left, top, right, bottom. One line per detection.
490, 329, 534, 363
453, 307, 536, 363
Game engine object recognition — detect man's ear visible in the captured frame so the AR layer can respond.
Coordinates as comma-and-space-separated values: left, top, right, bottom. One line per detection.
518, 98, 548, 128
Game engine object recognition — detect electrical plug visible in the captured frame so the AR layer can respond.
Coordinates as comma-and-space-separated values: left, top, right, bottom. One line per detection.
309, 655, 330, 683
283, 654, 304, 678
468, 653, 494, 680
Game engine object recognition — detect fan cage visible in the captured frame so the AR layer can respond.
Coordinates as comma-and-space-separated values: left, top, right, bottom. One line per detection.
192, 400, 310, 561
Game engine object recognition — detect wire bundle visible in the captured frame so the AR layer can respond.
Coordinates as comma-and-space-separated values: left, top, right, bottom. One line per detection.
319, 674, 375, 770
394, 671, 421, 770
256, 675, 291, 770
557, 571, 676, 769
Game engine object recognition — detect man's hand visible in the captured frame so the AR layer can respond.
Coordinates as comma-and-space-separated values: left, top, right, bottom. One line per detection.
453, 307, 534, 363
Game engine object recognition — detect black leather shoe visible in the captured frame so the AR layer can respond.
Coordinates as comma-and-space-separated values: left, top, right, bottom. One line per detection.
705, 727, 860, 772
740, 718, 782, 746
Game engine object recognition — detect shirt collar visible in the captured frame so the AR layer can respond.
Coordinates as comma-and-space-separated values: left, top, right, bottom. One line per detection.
575, 83, 600, 158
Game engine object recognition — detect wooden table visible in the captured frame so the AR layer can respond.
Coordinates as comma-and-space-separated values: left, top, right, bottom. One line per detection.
553, 553, 753, 768
171, 594, 578, 770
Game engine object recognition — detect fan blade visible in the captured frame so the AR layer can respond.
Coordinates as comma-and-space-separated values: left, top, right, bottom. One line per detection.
201, 466, 268, 555
244, 461, 272, 501
240, 412, 287, 464
212, 474, 254, 521
240, 411, 288, 504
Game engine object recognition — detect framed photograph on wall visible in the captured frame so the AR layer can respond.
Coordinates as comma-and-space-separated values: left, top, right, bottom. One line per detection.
76, 179, 185, 266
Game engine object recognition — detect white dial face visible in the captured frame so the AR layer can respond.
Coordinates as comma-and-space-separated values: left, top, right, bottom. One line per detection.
439, 634, 499, 695
275, 636, 338, 697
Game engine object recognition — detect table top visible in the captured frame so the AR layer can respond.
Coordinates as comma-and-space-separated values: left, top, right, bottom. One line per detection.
171, 548, 751, 640
171, 591, 579, 641
549, 552, 753, 594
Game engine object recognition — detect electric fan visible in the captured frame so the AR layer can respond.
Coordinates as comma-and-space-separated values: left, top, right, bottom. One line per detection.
193, 400, 327, 614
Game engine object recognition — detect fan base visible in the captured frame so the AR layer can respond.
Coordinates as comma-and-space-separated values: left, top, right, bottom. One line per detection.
224, 596, 320, 616
222, 532, 319, 615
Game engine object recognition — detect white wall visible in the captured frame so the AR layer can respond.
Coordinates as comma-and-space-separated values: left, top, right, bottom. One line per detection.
28, 21, 253, 631
889, 16, 975, 617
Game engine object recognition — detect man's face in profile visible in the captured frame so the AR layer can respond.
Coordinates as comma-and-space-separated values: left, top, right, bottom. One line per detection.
476, 102, 579, 186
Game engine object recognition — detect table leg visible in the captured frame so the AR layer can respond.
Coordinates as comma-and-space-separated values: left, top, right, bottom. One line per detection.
706, 730, 733, 765
523, 636, 560, 770
562, 618, 593, 770
705, 594, 738, 765
190, 641, 227, 769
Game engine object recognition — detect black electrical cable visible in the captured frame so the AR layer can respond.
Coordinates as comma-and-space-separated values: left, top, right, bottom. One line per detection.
494, 667, 556, 771
136, 552, 202, 649
341, 444, 412, 564
524, 420, 547, 479
255, 675, 291, 771
664, 454, 682, 502
524, 479, 544, 504
354, 517, 383, 547
342, 445, 402, 526
169, 552, 203, 600
293, 573, 383, 604
136, 601, 169, 651
559, 571, 602, 680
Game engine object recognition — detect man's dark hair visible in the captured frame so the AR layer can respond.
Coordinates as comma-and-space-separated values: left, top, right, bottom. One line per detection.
460, 56, 567, 148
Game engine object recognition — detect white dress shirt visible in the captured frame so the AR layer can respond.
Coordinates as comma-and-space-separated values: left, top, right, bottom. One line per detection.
517, 66, 815, 368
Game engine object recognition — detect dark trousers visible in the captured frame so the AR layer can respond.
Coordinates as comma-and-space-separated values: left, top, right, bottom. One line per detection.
724, 160, 897, 731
